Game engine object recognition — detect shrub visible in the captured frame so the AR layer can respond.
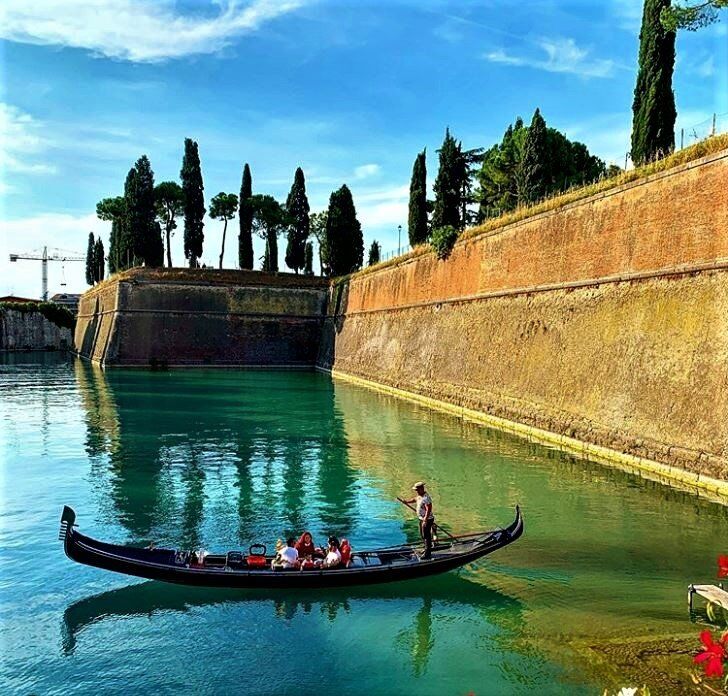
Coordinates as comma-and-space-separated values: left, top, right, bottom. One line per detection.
0, 302, 76, 330
430, 225, 459, 260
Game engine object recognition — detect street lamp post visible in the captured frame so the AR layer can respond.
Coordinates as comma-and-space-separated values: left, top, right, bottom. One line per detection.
397, 224, 402, 255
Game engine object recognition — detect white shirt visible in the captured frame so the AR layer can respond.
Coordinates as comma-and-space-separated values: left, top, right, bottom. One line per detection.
279, 546, 299, 567
416, 493, 434, 520
324, 549, 341, 566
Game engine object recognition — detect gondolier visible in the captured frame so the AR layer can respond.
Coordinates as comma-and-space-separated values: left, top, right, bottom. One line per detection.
404, 481, 435, 560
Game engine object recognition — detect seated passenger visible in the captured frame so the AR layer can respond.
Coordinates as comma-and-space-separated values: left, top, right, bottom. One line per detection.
339, 538, 352, 567
321, 536, 342, 569
271, 539, 286, 569
295, 531, 321, 560
278, 537, 300, 569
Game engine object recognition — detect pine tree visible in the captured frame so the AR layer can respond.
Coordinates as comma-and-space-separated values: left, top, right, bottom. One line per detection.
93, 238, 105, 283
181, 138, 205, 268
96, 196, 125, 273
310, 211, 329, 276
304, 242, 314, 276
154, 181, 184, 268
85, 233, 95, 285
325, 185, 363, 276
368, 240, 381, 266
517, 108, 548, 206
631, 0, 676, 165
408, 149, 428, 245
284, 167, 310, 273
432, 129, 462, 231
238, 163, 254, 269
250, 194, 286, 273
209, 192, 238, 269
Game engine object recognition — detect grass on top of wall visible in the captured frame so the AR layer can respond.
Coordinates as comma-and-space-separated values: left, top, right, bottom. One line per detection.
355, 132, 728, 281
88, 266, 329, 296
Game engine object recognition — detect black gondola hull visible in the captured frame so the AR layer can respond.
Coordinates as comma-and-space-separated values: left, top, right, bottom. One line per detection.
59, 506, 523, 589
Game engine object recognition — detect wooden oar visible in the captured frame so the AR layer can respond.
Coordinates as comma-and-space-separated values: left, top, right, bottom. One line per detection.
396, 497, 457, 542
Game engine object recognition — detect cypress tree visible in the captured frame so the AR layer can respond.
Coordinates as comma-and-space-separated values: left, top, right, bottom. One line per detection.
94, 238, 105, 283
631, 0, 676, 165
85, 233, 95, 285
368, 240, 381, 266
310, 211, 329, 276
238, 163, 254, 269
517, 108, 548, 205
284, 167, 310, 273
304, 242, 314, 276
408, 149, 428, 245
181, 138, 205, 268
432, 129, 461, 231
123, 156, 159, 267
325, 184, 363, 276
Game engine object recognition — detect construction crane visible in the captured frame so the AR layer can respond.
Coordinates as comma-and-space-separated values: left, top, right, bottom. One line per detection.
9, 246, 85, 301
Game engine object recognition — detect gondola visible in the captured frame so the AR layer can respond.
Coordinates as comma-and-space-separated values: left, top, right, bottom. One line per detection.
58, 505, 523, 589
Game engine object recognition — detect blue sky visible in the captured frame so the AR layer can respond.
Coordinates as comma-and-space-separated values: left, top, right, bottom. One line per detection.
1, 0, 726, 298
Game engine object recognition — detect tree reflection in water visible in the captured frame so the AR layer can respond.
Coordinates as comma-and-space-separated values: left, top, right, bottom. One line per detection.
75, 366, 362, 547
62, 574, 523, 678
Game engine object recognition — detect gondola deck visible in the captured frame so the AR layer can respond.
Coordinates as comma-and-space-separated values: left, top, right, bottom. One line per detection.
59, 505, 523, 589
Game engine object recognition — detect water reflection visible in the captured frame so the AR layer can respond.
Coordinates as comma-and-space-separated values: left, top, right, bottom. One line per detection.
75, 364, 364, 546
62, 574, 523, 672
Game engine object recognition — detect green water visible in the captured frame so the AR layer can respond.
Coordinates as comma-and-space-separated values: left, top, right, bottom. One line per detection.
1, 353, 724, 694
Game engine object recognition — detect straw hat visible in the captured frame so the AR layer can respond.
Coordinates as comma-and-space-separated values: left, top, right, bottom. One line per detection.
275, 538, 285, 551
412, 481, 426, 490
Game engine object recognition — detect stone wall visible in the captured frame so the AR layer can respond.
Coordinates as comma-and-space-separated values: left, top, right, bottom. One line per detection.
0, 308, 72, 351
320, 148, 728, 480
75, 269, 329, 367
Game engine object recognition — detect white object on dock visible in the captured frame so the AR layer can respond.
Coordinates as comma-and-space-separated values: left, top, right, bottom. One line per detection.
688, 584, 728, 612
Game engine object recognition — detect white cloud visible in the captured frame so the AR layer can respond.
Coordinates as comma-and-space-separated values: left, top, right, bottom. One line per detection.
611, 0, 642, 32
354, 163, 381, 180
0, 0, 311, 63
354, 184, 408, 228
484, 37, 616, 79
0, 103, 58, 180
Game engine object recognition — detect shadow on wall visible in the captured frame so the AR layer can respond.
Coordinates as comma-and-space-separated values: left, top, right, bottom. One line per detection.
318, 279, 350, 369
76, 297, 100, 361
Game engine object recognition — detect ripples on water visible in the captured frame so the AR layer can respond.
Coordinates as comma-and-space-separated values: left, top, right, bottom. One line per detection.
1, 352, 726, 694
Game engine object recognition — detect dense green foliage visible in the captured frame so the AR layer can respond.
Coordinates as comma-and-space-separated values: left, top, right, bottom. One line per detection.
408, 149, 428, 245
85, 233, 95, 285
661, 0, 727, 30
154, 181, 184, 268
96, 196, 125, 274
476, 111, 606, 219
209, 192, 238, 269
304, 242, 314, 276
238, 164, 254, 270
0, 302, 76, 330
284, 167, 311, 273
250, 194, 287, 273
430, 225, 459, 260
325, 185, 363, 276
631, 0, 676, 165
121, 156, 163, 269
368, 240, 381, 266
431, 129, 462, 231
181, 138, 205, 268
93, 237, 105, 284
517, 108, 548, 205
310, 211, 329, 276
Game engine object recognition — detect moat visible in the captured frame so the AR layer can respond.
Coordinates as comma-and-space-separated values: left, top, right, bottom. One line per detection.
1, 353, 724, 694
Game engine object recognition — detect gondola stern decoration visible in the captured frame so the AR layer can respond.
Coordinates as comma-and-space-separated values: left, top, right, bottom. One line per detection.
59, 505, 76, 542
